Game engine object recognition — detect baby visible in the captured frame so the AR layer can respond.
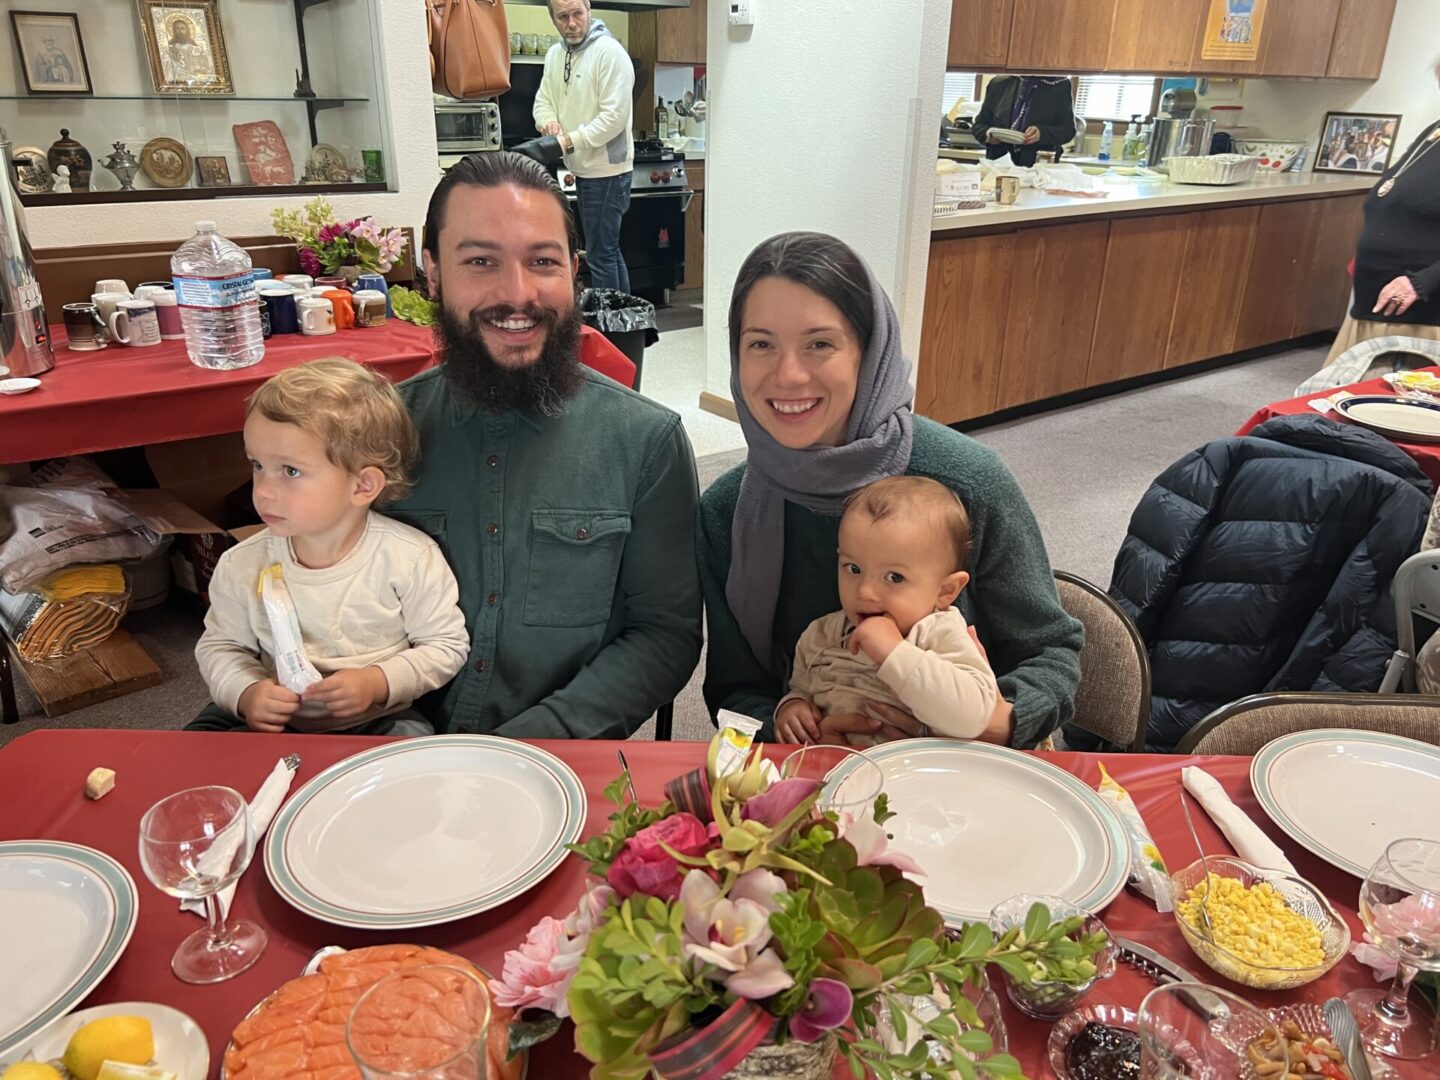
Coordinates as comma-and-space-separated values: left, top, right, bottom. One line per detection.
192, 359, 469, 735
775, 476, 999, 745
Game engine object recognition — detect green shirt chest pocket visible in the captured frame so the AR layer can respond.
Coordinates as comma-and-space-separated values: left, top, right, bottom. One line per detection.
525, 509, 632, 627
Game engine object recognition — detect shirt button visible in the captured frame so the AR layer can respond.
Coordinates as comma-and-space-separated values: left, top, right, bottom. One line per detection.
487, 455, 499, 467
486, 523, 499, 536
487, 593, 499, 605
576, 527, 588, 540
473, 659, 487, 673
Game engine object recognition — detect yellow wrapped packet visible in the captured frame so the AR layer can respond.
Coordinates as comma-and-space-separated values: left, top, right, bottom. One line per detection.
1097, 761, 1172, 911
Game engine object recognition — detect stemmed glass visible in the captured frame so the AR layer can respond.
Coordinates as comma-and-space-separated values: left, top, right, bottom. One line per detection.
1345, 837, 1440, 1060
347, 965, 492, 1080
781, 745, 884, 818
138, 784, 268, 984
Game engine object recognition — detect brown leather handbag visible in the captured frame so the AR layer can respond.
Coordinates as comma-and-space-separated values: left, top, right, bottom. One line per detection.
427, 0, 511, 100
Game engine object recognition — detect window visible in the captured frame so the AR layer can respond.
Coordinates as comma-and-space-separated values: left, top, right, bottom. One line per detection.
941, 71, 981, 110
1074, 75, 1158, 121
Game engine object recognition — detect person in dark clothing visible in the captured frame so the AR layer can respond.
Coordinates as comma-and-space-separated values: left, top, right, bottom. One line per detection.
970, 75, 1076, 167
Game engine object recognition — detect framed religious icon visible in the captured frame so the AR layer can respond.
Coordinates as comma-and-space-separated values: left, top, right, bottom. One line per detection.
195, 155, 231, 187
1315, 112, 1401, 176
10, 11, 93, 95
136, 0, 233, 95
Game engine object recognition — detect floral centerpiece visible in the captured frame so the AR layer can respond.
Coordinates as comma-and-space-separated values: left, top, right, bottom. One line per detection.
494, 746, 1108, 1080
270, 197, 407, 284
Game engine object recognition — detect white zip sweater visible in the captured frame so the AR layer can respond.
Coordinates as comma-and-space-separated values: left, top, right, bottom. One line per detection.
533, 19, 634, 179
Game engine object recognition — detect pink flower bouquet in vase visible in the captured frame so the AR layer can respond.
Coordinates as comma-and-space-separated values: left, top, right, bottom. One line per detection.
271, 197, 407, 285
493, 739, 1110, 1080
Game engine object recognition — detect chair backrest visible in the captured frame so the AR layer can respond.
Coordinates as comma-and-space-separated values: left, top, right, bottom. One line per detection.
1393, 549, 1440, 692
1055, 571, 1150, 752
1176, 691, 1440, 756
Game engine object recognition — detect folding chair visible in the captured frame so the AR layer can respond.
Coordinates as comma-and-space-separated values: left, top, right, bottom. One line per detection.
1379, 549, 1440, 692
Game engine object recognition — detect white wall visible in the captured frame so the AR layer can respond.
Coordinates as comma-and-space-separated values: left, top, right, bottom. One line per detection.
1197, 0, 1439, 155
4, 0, 437, 249
701, 0, 949, 398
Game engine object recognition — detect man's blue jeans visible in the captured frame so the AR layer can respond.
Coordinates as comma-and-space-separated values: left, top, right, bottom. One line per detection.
575, 172, 632, 293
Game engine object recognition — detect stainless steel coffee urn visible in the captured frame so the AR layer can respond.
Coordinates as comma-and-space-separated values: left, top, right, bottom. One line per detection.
1, 128, 56, 378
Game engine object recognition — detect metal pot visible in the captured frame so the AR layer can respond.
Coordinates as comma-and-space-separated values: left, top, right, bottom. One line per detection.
1148, 118, 1215, 169
0, 129, 55, 378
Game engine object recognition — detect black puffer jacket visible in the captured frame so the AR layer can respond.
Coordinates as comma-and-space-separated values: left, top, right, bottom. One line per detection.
1089, 415, 1432, 752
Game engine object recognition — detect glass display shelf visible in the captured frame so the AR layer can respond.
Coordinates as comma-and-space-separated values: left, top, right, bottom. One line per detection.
18, 181, 388, 208
1, 95, 368, 104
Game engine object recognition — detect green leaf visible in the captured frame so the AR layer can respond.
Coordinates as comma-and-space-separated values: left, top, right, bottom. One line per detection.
977, 1053, 1024, 1077
904, 938, 940, 971
955, 1027, 992, 1053
872, 792, 896, 826
506, 1012, 564, 1058
954, 921, 993, 959
887, 998, 908, 1046
990, 953, 1032, 982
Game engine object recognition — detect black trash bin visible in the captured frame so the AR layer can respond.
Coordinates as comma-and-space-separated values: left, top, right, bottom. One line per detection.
580, 288, 659, 388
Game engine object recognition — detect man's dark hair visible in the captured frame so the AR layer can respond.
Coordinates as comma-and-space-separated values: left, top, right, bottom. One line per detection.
423, 151, 579, 261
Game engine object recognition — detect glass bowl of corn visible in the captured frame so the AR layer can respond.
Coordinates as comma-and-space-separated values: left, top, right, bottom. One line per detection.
1170, 856, 1350, 990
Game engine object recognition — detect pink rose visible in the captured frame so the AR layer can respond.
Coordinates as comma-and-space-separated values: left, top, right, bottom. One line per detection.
606, 812, 710, 901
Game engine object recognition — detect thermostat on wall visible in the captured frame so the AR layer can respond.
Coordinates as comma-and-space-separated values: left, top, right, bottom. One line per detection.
728, 0, 755, 26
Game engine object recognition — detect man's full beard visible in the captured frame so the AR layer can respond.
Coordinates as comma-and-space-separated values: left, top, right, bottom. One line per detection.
436, 295, 585, 417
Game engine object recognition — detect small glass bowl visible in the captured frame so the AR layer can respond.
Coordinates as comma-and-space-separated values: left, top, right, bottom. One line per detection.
1170, 856, 1350, 990
987, 894, 1116, 1020
1047, 1002, 1141, 1080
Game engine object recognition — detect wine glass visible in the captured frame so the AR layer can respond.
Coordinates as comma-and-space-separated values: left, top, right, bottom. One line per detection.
1345, 837, 1440, 1060
347, 965, 491, 1080
781, 745, 884, 817
1137, 982, 1286, 1079
137, 785, 268, 984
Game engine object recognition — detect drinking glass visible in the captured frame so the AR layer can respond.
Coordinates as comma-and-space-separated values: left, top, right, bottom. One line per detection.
781, 745, 884, 817
1345, 837, 1440, 1059
347, 965, 491, 1080
1137, 982, 1285, 1079
137, 785, 267, 983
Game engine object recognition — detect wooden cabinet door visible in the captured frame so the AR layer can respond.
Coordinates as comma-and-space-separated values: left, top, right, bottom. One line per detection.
1087, 215, 1186, 386
1258, 0, 1343, 77
1293, 194, 1366, 336
1007, 0, 1117, 71
1108, 0, 1206, 72
1327, 0, 1396, 79
1165, 205, 1259, 368
1233, 199, 1324, 352
916, 234, 1016, 424
948, 0, 1015, 68
658, 0, 706, 65
681, 191, 704, 290
995, 221, 1110, 411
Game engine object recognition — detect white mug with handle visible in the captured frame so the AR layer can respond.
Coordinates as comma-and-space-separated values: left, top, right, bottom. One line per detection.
112, 299, 162, 347
298, 296, 336, 336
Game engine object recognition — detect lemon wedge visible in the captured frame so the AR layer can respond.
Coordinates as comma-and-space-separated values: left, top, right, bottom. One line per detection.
96, 1063, 175, 1080
63, 1017, 154, 1080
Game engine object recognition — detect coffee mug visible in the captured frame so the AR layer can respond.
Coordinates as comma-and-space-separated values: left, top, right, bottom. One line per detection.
322, 289, 355, 330
251, 268, 274, 282
315, 276, 347, 291
91, 291, 129, 332
147, 290, 184, 339
298, 296, 336, 336
279, 274, 314, 292
110, 299, 162, 347
94, 278, 131, 297
997, 175, 1020, 205
137, 280, 173, 293
63, 302, 108, 351
354, 274, 393, 316
352, 289, 388, 328
135, 284, 167, 302
261, 289, 300, 334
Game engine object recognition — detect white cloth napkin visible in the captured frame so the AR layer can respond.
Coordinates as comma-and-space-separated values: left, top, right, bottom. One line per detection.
1182, 766, 1297, 874
181, 756, 297, 920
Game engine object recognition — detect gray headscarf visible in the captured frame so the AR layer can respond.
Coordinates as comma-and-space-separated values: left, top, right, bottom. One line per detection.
724, 245, 915, 672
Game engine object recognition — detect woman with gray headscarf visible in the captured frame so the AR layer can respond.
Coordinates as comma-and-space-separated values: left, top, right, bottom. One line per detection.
697, 232, 1081, 749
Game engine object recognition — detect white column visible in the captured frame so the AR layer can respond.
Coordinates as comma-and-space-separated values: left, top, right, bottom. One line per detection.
700, 0, 950, 404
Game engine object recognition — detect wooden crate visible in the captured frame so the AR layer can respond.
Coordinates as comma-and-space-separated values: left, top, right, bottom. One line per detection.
15, 631, 163, 718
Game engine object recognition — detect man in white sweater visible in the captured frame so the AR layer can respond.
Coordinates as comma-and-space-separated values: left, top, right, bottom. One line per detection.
534, 0, 634, 292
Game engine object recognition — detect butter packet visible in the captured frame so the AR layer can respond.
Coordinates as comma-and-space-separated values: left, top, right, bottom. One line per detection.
1097, 761, 1172, 911
710, 710, 763, 779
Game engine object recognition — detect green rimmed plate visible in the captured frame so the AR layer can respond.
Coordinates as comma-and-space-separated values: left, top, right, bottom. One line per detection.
1251, 728, 1440, 878
828, 741, 1131, 924
264, 736, 585, 929
0, 841, 139, 1059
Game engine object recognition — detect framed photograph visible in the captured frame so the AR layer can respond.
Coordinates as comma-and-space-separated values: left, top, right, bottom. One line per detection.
9, 11, 92, 95
1315, 112, 1401, 175
195, 155, 231, 187
136, 0, 233, 95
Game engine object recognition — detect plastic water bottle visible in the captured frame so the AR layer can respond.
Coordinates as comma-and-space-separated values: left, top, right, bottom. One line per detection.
171, 220, 264, 370
1098, 121, 1114, 163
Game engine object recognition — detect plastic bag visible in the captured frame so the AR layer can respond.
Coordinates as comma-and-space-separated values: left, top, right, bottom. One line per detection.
580, 289, 659, 346
259, 563, 326, 717
0, 483, 163, 594
0, 564, 131, 662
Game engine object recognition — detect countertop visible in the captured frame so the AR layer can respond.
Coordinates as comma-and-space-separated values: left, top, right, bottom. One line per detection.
931, 170, 1375, 234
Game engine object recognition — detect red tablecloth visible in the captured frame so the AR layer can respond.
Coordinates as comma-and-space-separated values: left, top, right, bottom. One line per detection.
3, 731, 1422, 1078
1239, 365, 1440, 488
0, 323, 636, 465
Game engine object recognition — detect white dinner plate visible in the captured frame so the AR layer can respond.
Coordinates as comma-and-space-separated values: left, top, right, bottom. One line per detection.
830, 741, 1130, 923
13, 1002, 208, 1080
988, 127, 1027, 145
265, 735, 586, 928
0, 842, 139, 1058
1335, 395, 1440, 444
1252, 729, 1440, 878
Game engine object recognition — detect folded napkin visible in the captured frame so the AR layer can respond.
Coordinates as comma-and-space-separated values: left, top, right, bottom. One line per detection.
1307, 390, 1355, 416
181, 756, 298, 920
1182, 766, 1297, 874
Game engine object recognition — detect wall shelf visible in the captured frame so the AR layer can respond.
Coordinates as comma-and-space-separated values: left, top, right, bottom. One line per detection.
18, 181, 387, 207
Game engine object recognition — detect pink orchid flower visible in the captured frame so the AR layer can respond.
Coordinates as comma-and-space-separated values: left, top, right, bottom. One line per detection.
841, 811, 925, 876
680, 869, 794, 1000
789, 977, 853, 1042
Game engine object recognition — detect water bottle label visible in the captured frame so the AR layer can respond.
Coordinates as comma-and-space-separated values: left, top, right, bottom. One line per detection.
173, 274, 255, 309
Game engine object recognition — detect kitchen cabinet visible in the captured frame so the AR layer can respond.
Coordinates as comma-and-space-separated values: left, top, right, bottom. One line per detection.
1188, 0, 1341, 77
947, 0, 1014, 68
1107, 0, 1205, 73
1007, 0, 1117, 72
1327, 0, 1396, 79
657, 0, 706, 65
1165, 205, 1259, 368
1087, 216, 1187, 386
681, 161, 704, 289
917, 234, 1016, 422
1293, 194, 1366, 337
1232, 199, 1325, 353
995, 221, 1110, 411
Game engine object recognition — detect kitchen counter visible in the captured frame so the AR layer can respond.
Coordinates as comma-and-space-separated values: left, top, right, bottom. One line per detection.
931, 171, 1373, 233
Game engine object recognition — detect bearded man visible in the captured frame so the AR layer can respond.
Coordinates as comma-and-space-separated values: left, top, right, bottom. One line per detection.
390, 151, 700, 737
